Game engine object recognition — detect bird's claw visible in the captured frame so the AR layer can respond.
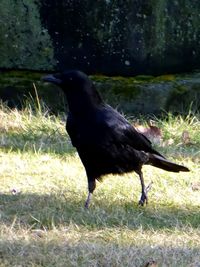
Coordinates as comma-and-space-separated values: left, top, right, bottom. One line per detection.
138, 181, 153, 206
138, 192, 148, 206
84, 192, 92, 209
84, 201, 89, 209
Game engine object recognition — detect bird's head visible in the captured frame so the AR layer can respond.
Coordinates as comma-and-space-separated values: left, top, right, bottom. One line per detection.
42, 70, 91, 92
42, 70, 103, 113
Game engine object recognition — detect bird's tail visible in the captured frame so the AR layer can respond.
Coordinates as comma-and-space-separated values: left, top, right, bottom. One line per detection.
148, 153, 190, 172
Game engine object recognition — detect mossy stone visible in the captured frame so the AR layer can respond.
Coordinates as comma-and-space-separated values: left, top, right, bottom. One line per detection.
0, 71, 199, 115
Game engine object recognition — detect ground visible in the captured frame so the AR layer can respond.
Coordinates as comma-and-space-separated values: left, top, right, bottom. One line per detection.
0, 103, 199, 266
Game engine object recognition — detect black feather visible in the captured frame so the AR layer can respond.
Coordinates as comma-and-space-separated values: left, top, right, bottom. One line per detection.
43, 70, 190, 207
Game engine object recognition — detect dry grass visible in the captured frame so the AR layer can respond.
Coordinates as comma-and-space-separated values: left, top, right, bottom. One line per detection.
0, 104, 200, 266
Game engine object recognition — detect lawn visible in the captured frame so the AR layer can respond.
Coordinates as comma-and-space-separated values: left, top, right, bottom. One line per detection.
0, 103, 199, 266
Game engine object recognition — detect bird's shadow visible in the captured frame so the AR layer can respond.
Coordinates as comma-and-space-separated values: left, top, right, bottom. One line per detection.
0, 192, 199, 231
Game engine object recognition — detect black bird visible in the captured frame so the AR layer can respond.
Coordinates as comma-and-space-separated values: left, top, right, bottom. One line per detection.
43, 70, 189, 208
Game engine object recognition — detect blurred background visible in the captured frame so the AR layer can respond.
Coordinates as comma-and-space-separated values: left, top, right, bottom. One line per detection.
0, 0, 200, 114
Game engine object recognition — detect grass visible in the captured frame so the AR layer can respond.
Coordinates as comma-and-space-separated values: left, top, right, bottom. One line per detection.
0, 103, 200, 266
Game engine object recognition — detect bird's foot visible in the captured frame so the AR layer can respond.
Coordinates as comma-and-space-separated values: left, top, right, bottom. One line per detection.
138, 192, 148, 206
84, 201, 89, 209
138, 181, 153, 206
84, 192, 92, 209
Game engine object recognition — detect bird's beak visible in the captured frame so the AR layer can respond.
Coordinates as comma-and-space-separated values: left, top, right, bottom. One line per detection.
42, 74, 62, 85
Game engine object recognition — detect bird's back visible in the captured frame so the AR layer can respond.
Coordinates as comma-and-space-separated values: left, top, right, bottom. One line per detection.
67, 104, 163, 179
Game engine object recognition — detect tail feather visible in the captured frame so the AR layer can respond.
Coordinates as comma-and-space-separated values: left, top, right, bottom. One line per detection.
148, 153, 190, 172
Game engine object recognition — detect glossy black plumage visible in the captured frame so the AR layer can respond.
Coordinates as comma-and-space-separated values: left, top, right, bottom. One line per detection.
43, 70, 189, 208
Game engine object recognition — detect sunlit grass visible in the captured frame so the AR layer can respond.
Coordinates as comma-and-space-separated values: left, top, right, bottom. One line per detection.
0, 103, 199, 266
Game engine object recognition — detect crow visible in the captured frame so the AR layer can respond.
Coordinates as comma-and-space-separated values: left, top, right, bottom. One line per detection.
43, 70, 189, 208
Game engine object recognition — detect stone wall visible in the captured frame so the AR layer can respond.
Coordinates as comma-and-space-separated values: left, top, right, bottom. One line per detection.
0, 0, 200, 75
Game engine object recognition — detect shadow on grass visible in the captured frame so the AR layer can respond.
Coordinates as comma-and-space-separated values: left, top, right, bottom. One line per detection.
0, 238, 198, 267
0, 192, 199, 231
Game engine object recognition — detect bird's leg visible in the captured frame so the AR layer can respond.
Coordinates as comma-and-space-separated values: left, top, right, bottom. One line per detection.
85, 192, 92, 209
138, 171, 148, 206
85, 180, 96, 209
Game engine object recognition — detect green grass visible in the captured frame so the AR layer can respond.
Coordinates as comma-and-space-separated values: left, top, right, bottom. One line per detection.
0, 103, 200, 266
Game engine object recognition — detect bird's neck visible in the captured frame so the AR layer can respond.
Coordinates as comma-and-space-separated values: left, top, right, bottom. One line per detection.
65, 87, 103, 116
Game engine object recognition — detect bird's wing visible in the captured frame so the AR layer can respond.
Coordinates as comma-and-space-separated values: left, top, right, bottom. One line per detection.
100, 105, 164, 157
66, 105, 164, 158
